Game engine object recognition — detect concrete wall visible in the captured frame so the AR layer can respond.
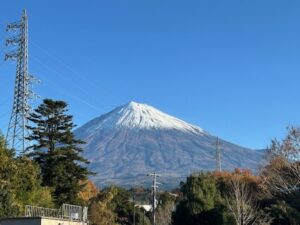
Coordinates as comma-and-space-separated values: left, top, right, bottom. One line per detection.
0, 218, 87, 225
1, 218, 41, 225
41, 218, 86, 225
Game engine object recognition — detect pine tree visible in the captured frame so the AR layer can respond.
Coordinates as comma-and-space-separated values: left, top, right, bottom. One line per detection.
27, 99, 91, 206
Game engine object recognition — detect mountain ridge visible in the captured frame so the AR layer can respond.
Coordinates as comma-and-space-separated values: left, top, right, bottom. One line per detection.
79, 101, 206, 134
75, 101, 264, 188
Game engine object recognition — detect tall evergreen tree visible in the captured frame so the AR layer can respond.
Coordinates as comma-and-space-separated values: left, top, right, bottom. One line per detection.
27, 99, 91, 205
172, 172, 233, 225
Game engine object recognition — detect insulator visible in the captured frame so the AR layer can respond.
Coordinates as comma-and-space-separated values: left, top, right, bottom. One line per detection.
29, 74, 41, 84
5, 52, 18, 61
6, 37, 21, 46
6, 22, 21, 31
29, 91, 40, 99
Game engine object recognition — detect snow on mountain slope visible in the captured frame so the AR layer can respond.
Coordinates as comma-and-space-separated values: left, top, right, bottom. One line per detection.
75, 101, 265, 188
81, 101, 205, 134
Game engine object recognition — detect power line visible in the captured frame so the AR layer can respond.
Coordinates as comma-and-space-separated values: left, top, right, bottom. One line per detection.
30, 41, 102, 90
29, 55, 94, 99
29, 55, 103, 112
30, 41, 121, 108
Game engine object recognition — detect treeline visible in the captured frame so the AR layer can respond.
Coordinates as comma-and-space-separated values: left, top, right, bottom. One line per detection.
88, 125, 300, 225
1, 98, 300, 225
171, 126, 300, 225
0, 136, 53, 217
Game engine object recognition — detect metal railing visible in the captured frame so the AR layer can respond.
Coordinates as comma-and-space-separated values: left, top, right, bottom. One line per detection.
25, 205, 60, 218
61, 204, 82, 221
25, 204, 88, 222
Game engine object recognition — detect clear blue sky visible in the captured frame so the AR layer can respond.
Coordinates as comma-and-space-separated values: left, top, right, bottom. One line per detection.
0, 0, 299, 150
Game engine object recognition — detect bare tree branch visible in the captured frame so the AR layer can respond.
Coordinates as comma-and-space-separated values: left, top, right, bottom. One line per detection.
226, 176, 272, 225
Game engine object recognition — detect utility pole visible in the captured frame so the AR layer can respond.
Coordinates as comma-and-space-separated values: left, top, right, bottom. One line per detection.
142, 208, 145, 225
147, 172, 160, 225
215, 137, 222, 172
5, 10, 37, 155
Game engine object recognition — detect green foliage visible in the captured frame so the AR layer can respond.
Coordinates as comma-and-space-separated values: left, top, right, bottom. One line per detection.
89, 200, 118, 225
135, 210, 151, 225
0, 187, 19, 218
260, 192, 300, 225
102, 186, 134, 225
263, 200, 300, 225
158, 191, 176, 207
0, 133, 54, 217
107, 187, 132, 223
27, 99, 91, 206
184, 172, 220, 212
0, 135, 20, 217
89, 186, 127, 225
89, 186, 151, 225
0, 135, 17, 185
13, 157, 54, 210
172, 172, 233, 225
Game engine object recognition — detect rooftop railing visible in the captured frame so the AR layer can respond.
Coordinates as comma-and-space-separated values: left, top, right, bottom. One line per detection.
24, 204, 88, 222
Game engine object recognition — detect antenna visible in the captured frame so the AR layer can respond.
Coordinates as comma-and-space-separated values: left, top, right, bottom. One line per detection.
5, 10, 38, 155
147, 172, 161, 225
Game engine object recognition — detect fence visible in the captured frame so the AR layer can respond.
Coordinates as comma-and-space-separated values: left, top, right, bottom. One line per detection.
25, 204, 88, 222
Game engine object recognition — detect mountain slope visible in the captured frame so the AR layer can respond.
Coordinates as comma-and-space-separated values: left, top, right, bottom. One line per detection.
75, 102, 264, 188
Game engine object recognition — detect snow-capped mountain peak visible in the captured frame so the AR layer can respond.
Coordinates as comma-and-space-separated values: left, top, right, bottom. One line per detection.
89, 101, 205, 134
75, 102, 264, 188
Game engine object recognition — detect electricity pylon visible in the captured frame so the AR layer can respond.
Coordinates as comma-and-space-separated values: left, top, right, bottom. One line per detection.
215, 137, 222, 172
147, 172, 161, 225
5, 10, 36, 155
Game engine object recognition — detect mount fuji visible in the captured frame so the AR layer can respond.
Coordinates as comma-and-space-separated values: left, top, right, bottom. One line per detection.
75, 102, 265, 188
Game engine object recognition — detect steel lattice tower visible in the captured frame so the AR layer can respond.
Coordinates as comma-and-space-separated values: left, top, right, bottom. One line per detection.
5, 10, 34, 155
215, 137, 222, 172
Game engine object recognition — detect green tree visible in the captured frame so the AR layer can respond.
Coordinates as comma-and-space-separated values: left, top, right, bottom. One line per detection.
105, 186, 136, 225
13, 157, 54, 210
0, 134, 53, 217
0, 135, 19, 217
27, 99, 90, 206
89, 190, 118, 225
0, 187, 19, 218
172, 172, 233, 225
89, 186, 150, 225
